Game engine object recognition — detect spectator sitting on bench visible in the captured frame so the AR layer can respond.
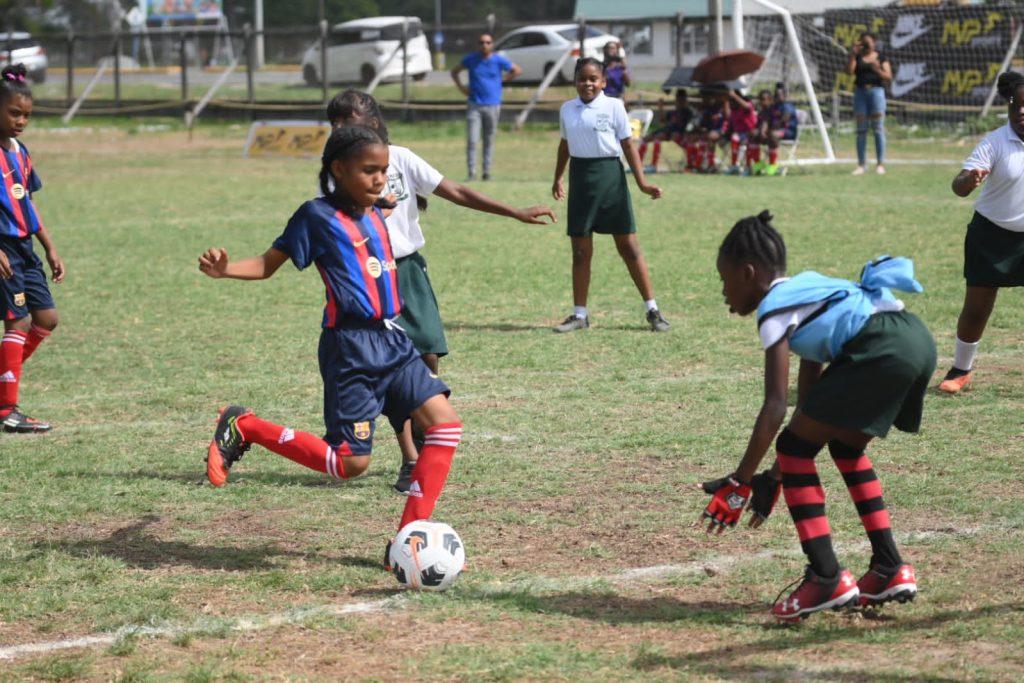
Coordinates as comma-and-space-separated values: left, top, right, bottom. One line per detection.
639, 89, 695, 172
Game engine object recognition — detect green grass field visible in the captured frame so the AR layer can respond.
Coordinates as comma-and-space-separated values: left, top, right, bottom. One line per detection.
0, 119, 1022, 681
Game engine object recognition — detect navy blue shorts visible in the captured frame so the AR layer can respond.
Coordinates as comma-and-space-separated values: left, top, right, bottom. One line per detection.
318, 321, 449, 455
0, 236, 55, 321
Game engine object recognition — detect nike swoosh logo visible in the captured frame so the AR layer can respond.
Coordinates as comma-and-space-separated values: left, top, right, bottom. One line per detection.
891, 74, 932, 98
890, 26, 929, 50
1, 169, 13, 178
354, 237, 370, 247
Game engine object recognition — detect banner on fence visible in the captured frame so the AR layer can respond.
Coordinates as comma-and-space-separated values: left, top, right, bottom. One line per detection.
244, 120, 331, 159
820, 5, 1021, 105
146, 0, 224, 21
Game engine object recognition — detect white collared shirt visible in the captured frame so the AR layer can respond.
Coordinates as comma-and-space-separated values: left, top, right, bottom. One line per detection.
382, 145, 444, 259
963, 124, 1024, 232
559, 92, 631, 158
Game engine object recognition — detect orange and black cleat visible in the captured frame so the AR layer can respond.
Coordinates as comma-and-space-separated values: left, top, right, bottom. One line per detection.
938, 368, 973, 395
1, 406, 51, 433
206, 405, 252, 487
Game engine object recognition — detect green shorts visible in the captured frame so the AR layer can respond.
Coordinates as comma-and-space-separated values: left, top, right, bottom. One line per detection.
801, 311, 936, 438
964, 211, 1024, 287
393, 252, 448, 357
567, 156, 636, 237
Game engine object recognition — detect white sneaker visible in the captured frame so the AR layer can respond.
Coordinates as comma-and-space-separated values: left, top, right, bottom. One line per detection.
851, 166, 866, 176
876, 165, 886, 175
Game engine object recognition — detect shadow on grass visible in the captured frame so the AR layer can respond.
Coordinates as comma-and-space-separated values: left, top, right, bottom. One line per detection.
629, 601, 1023, 679
53, 468, 386, 488
445, 320, 553, 333
33, 515, 381, 572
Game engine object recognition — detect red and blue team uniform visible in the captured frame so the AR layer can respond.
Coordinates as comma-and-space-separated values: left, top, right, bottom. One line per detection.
272, 197, 448, 454
767, 101, 797, 140
0, 140, 55, 321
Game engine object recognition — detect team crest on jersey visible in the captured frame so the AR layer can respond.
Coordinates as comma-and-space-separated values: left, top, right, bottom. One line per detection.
353, 421, 371, 440
593, 113, 611, 132
10, 183, 25, 200
13, 293, 25, 307
386, 170, 410, 202
366, 256, 383, 278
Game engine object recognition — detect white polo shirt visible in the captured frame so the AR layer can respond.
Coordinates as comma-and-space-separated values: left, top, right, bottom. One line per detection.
559, 92, 631, 158
383, 144, 444, 259
963, 124, 1024, 232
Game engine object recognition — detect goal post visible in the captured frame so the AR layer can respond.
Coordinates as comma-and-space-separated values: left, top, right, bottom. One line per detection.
732, 0, 836, 163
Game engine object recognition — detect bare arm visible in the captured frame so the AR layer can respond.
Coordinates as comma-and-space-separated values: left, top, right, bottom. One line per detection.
796, 359, 823, 408
952, 168, 989, 197
198, 247, 290, 281
552, 139, 570, 200
504, 63, 522, 82
433, 178, 555, 224
877, 58, 893, 83
450, 64, 468, 97
33, 224, 65, 283
620, 137, 662, 199
845, 49, 858, 75
734, 339, 791, 483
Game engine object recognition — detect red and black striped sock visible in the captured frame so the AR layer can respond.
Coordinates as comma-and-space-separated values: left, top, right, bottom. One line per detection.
829, 440, 902, 570
777, 428, 839, 578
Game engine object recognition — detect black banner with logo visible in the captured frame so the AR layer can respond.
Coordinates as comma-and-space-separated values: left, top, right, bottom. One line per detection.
818, 5, 1021, 106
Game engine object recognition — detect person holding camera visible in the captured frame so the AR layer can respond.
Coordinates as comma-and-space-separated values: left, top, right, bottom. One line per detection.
845, 32, 892, 176
602, 41, 631, 99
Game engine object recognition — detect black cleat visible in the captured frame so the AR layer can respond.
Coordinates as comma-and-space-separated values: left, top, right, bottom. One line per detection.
1, 407, 51, 433
646, 308, 670, 332
206, 405, 252, 487
393, 461, 416, 495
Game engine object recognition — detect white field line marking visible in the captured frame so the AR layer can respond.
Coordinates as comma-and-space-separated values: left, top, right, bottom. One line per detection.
0, 523, 1013, 661
0, 596, 402, 662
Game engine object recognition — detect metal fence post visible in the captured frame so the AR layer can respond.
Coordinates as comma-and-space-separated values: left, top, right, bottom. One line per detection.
831, 91, 839, 131
319, 19, 328, 105
113, 33, 121, 109
244, 23, 255, 106
675, 13, 684, 68
401, 17, 409, 115
577, 15, 586, 60
65, 30, 75, 105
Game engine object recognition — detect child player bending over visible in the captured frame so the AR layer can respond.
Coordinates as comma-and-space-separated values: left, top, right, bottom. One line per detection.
199, 126, 461, 559
0, 64, 64, 433
702, 211, 935, 621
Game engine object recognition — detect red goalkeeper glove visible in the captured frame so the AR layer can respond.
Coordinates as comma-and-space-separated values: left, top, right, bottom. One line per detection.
700, 475, 751, 533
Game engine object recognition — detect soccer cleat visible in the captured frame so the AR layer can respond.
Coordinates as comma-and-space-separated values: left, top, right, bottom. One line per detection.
553, 314, 589, 334
206, 405, 252, 487
646, 309, 670, 332
393, 461, 416, 495
764, 163, 780, 177
771, 566, 860, 622
938, 368, 973, 394
1, 407, 51, 433
858, 564, 917, 607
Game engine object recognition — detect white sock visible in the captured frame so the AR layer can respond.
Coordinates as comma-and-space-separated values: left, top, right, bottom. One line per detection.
953, 338, 980, 371
573, 305, 588, 320
644, 299, 658, 313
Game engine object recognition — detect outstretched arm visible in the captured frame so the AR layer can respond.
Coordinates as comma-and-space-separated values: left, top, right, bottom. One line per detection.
198, 247, 290, 281
433, 178, 555, 224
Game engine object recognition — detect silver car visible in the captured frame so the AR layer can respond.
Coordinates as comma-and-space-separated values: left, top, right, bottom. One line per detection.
494, 24, 620, 84
0, 33, 48, 84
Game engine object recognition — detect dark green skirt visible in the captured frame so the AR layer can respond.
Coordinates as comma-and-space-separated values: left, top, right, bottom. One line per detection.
801, 311, 936, 438
964, 211, 1024, 287
393, 252, 448, 357
567, 156, 636, 237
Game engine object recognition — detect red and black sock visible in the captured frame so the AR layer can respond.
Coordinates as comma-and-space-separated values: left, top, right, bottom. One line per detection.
400, 422, 462, 529
237, 413, 352, 479
22, 325, 51, 363
769, 147, 779, 165
777, 428, 839, 578
829, 440, 902, 569
0, 329, 27, 414
651, 141, 661, 168
730, 137, 740, 166
747, 143, 761, 165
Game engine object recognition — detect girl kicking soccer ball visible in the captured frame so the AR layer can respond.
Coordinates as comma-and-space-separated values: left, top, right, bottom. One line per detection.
702, 211, 935, 622
938, 72, 1024, 394
551, 57, 669, 333
199, 125, 461, 548
0, 64, 64, 433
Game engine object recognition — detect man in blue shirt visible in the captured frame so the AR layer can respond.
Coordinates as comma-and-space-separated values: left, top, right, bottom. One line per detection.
451, 34, 521, 180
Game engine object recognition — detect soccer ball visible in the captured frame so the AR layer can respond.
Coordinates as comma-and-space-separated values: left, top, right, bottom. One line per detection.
388, 520, 466, 591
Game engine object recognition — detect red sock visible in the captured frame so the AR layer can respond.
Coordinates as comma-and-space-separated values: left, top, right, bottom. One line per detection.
748, 144, 761, 164
0, 329, 27, 412
651, 141, 661, 167
400, 422, 462, 529
769, 147, 778, 165
707, 145, 716, 167
730, 138, 740, 165
237, 413, 352, 478
638, 141, 648, 162
22, 325, 51, 363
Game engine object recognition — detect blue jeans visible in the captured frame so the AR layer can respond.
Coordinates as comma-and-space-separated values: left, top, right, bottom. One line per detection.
853, 86, 886, 166
466, 103, 500, 177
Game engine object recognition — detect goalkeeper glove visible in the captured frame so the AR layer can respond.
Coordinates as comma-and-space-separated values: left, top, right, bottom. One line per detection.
748, 469, 782, 526
700, 475, 751, 532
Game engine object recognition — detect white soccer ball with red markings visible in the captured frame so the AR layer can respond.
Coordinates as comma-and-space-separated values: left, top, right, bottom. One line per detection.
389, 520, 465, 591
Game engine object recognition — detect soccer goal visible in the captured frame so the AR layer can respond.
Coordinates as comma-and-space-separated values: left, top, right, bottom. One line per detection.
730, 0, 836, 164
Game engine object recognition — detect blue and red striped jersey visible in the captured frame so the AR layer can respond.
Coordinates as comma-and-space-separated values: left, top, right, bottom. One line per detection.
273, 198, 402, 326
0, 140, 44, 239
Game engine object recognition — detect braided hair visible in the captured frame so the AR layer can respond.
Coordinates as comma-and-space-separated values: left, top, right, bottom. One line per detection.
997, 71, 1024, 102
326, 89, 389, 143
0, 64, 32, 105
718, 210, 787, 273
574, 56, 606, 77
318, 125, 390, 217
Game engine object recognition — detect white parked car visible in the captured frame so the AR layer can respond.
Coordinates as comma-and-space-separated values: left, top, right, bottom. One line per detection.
494, 24, 619, 84
301, 16, 432, 86
0, 33, 48, 84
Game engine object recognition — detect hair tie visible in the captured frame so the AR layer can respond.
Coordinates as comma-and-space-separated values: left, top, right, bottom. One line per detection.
3, 72, 24, 83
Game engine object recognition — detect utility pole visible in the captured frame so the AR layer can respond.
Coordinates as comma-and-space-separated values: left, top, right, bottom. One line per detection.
254, 0, 264, 68
709, 0, 723, 55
